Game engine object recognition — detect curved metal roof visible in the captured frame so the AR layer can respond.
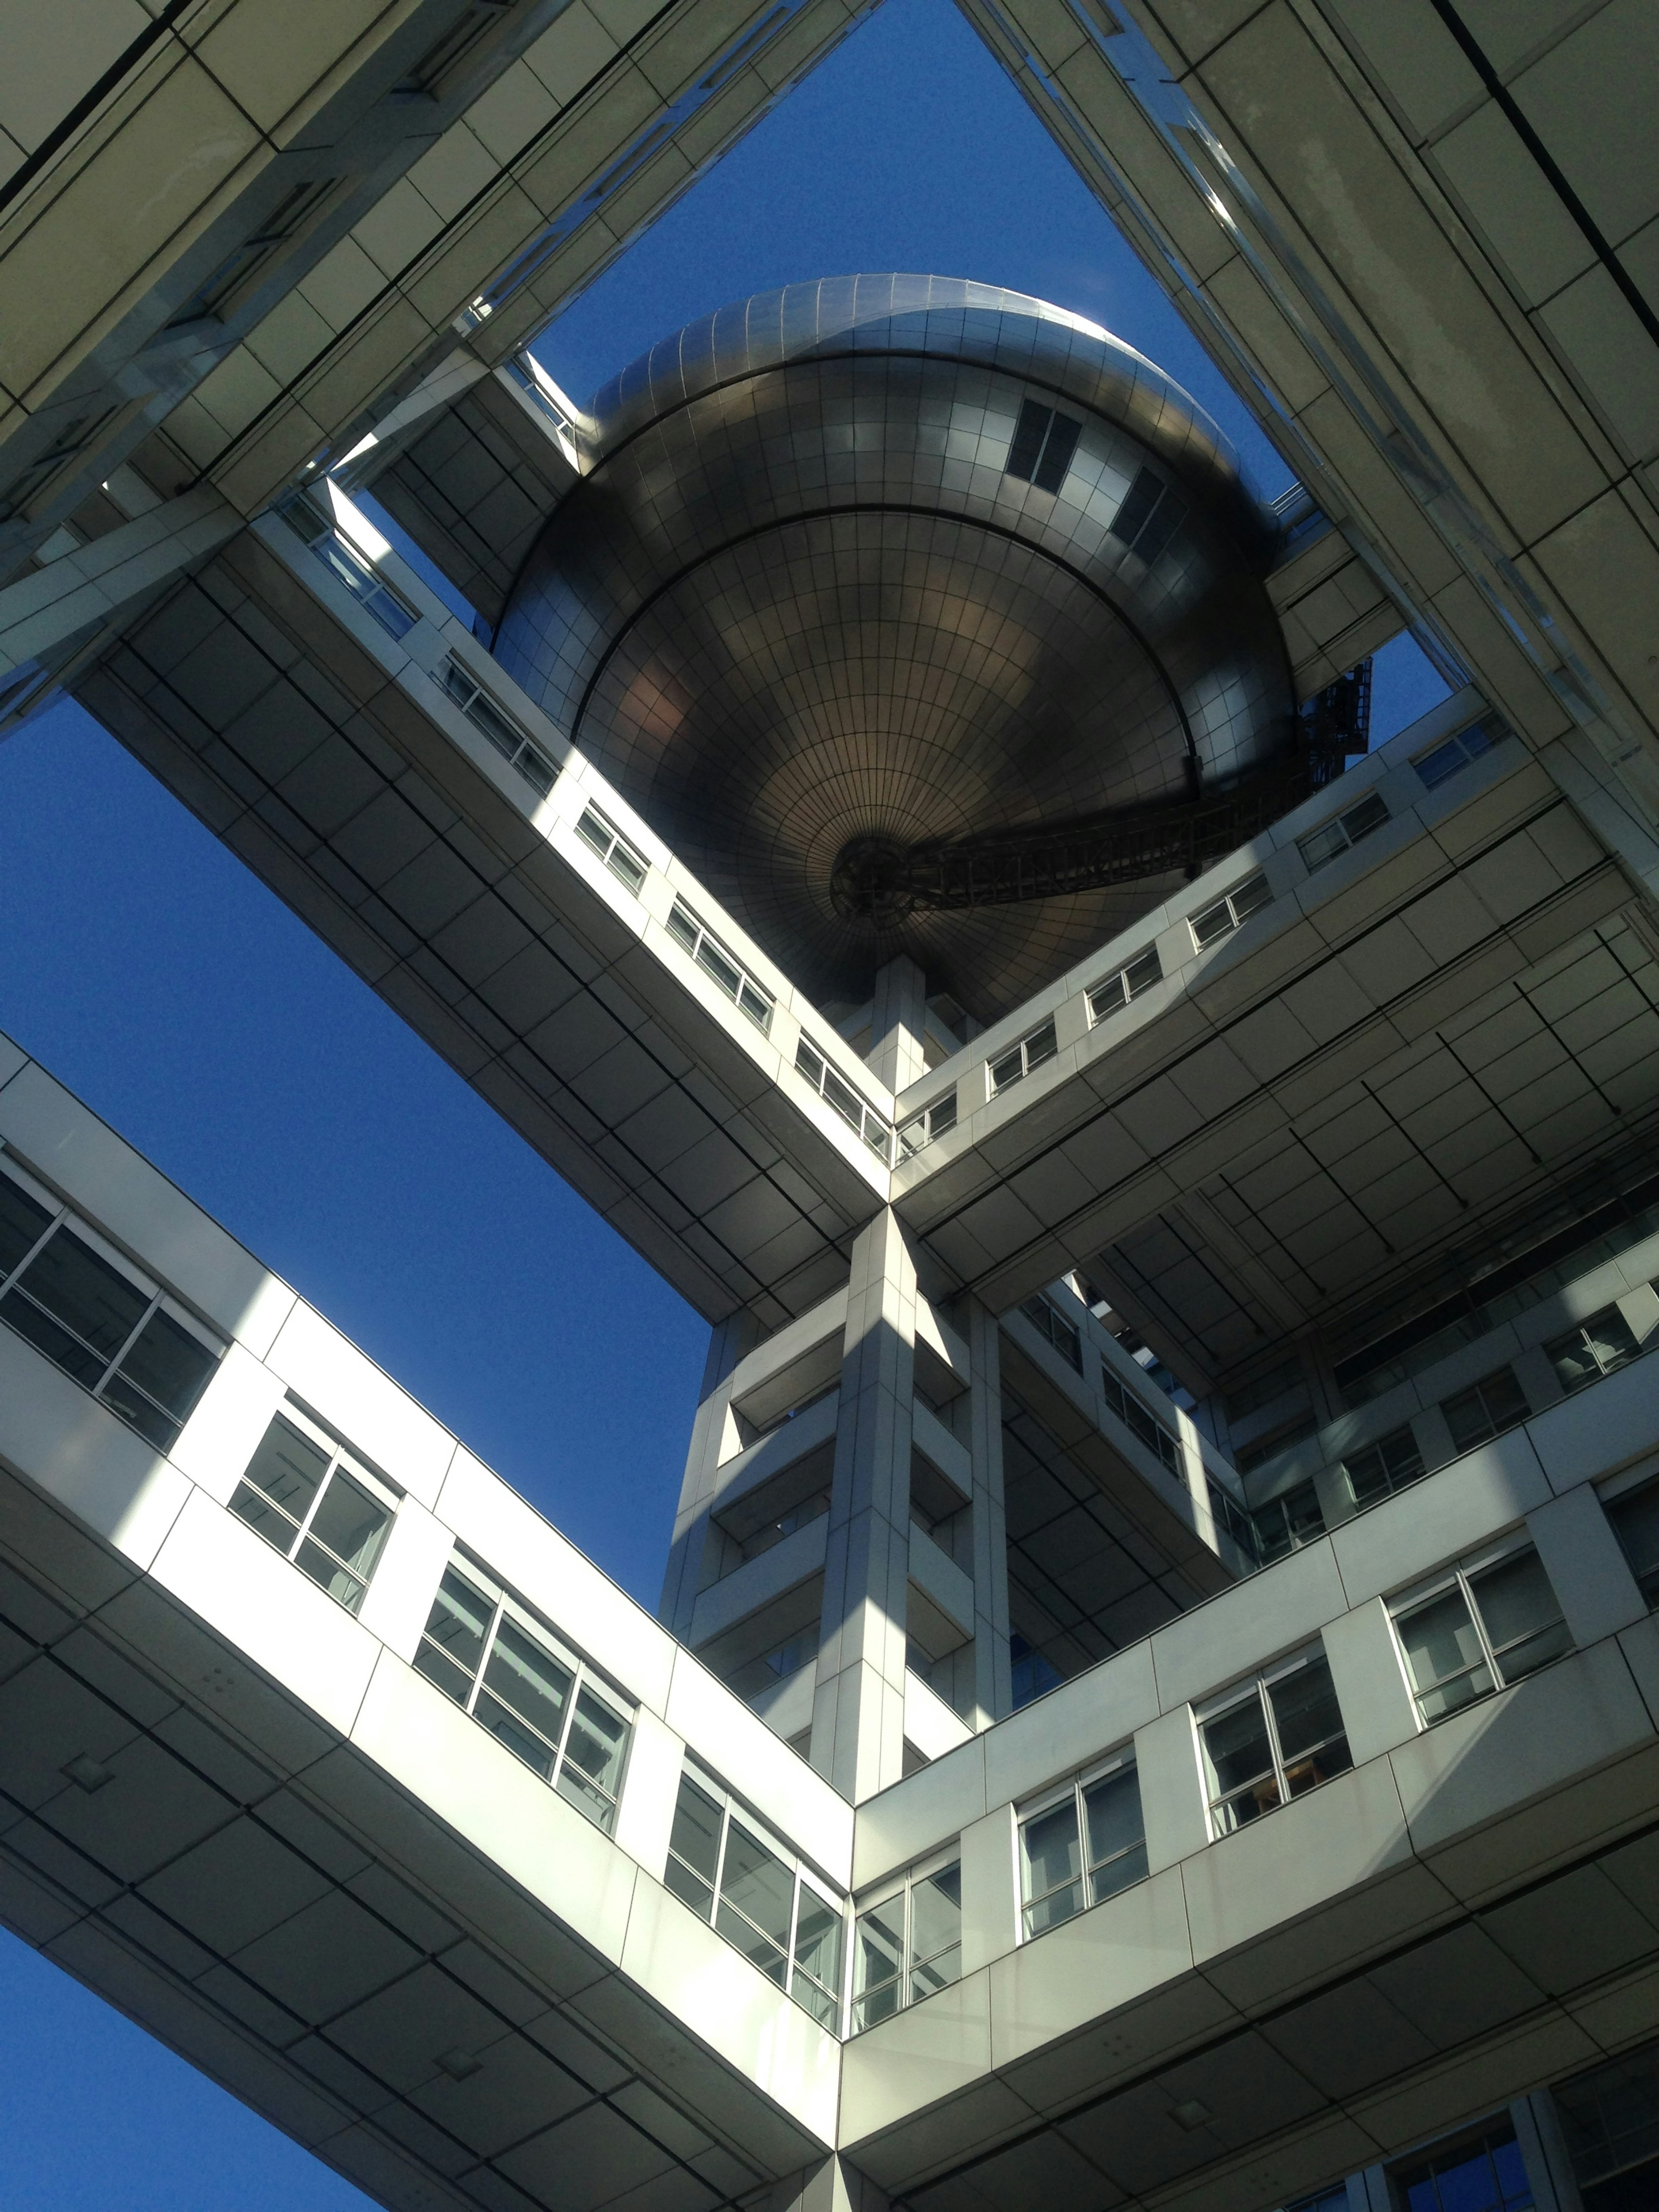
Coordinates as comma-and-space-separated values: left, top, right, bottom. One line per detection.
495, 276, 1294, 1018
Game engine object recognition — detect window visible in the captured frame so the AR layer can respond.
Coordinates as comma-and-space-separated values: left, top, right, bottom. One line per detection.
897, 1090, 957, 1157
1394, 2120, 1533, 2211
851, 1852, 961, 2031
1554, 2042, 1659, 2206
1109, 464, 1189, 563
1344, 1423, 1426, 1507
413, 1559, 631, 1831
1296, 788, 1389, 872
988, 1017, 1057, 1097
795, 1037, 893, 1163
1412, 709, 1506, 791
1208, 1479, 1259, 1561
1442, 1366, 1529, 1452
574, 804, 647, 893
1392, 1541, 1570, 1724
1019, 1754, 1146, 1936
1605, 1476, 1659, 1606
664, 1768, 843, 2028
1198, 1647, 1351, 1834
1191, 871, 1271, 949
666, 899, 773, 1031
230, 1409, 395, 1615
280, 493, 417, 640
1252, 1479, 1325, 1565
1544, 1305, 1640, 1395
1005, 400, 1082, 495
1087, 946, 1161, 1024
441, 657, 556, 797
0, 1160, 222, 1451
1100, 1365, 1185, 1480
1224, 1357, 1306, 1424
1020, 1294, 1081, 1373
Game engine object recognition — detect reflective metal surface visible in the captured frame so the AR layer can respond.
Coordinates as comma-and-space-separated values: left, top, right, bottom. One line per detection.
495, 276, 1294, 1017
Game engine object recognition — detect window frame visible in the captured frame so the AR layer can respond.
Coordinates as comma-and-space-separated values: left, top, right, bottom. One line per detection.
849, 1843, 963, 2032
0, 1154, 224, 1451
575, 803, 648, 894
1411, 709, 1506, 791
1196, 1643, 1352, 1836
1601, 1461, 1659, 1608
897, 1088, 958, 1157
1440, 1363, 1530, 1453
1100, 1361, 1185, 1482
280, 491, 419, 641
1542, 1303, 1642, 1395
987, 1016, 1058, 1098
1189, 870, 1271, 950
1389, 1535, 1571, 1726
665, 898, 774, 1031
1342, 1421, 1427, 1507
664, 1763, 845, 2028
795, 1036, 893, 1163
229, 1402, 399, 1615
1087, 945, 1161, 1024
439, 655, 556, 797
413, 1552, 634, 1831
1295, 788, 1389, 873
1017, 1747, 1147, 1938
1019, 1294, 1082, 1372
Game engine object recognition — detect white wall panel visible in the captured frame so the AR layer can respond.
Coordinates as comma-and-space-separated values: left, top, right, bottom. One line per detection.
264, 1302, 457, 1508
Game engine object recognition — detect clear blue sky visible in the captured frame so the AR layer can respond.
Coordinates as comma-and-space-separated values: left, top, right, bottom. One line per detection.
0, 0, 1448, 2200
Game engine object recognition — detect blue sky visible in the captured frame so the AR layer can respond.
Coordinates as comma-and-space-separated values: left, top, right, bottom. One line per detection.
0, 0, 1449, 2199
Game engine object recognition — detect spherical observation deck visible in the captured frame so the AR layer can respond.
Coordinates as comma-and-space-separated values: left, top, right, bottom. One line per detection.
493, 276, 1294, 1020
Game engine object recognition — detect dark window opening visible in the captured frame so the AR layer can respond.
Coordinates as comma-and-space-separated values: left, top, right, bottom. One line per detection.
1005, 400, 1082, 495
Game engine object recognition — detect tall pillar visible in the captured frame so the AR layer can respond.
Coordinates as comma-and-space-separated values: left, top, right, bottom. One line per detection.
659, 1311, 760, 1634
810, 1208, 918, 1799
867, 955, 928, 1092
965, 1298, 1013, 1726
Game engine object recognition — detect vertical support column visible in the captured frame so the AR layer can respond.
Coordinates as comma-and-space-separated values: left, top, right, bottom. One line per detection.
659, 1312, 760, 1635
965, 1297, 1012, 1726
811, 1208, 918, 1800
867, 954, 928, 1092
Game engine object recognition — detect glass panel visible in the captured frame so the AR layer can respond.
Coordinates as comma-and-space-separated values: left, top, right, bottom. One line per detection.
229, 1479, 302, 1552
1201, 1691, 1276, 1825
1585, 1307, 1640, 1375
557, 1688, 628, 1824
474, 1687, 556, 1778
1471, 1549, 1568, 1684
696, 938, 741, 998
1231, 872, 1271, 918
97, 1371, 180, 1448
1024, 1020, 1057, 1070
16, 1227, 148, 1359
909, 1863, 960, 1975
666, 903, 698, 950
1443, 1382, 1499, 1452
306, 1471, 390, 1579
1268, 1657, 1344, 1764
852, 1896, 904, 2027
0, 1175, 53, 1278
821, 1067, 863, 1131
1091, 973, 1128, 1018
413, 1641, 474, 1704
1608, 1483, 1659, 1603
576, 809, 610, 855
1545, 1325, 1603, 1394
421, 1567, 493, 1681
793, 1885, 843, 2001
1396, 1586, 1492, 1721
294, 1541, 366, 1613
912, 1943, 960, 2002
242, 1417, 331, 1528
719, 1823, 795, 1951
715, 1896, 787, 1984
792, 1971, 839, 2029
609, 845, 646, 893
1083, 1768, 1144, 1891
1192, 899, 1233, 947
483, 1620, 572, 1750
1021, 1797, 1082, 1927
988, 1047, 1023, 1092
114, 1309, 218, 1421
3, 1286, 111, 1384
664, 1856, 715, 1920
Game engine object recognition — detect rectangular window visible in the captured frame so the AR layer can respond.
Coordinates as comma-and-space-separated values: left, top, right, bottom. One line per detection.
1344, 1422, 1426, 1507
665, 899, 774, 1031
1554, 2043, 1659, 2202
851, 1852, 961, 2031
1100, 1365, 1185, 1481
0, 1160, 222, 1450
1005, 400, 1082, 496
1109, 465, 1188, 562
1411, 709, 1506, 791
1606, 1477, 1659, 1607
1190, 870, 1270, 950
795, 1037, 893, 1163
1087, 946, 1161, 1024
574, 804, 648, 894
1020, 1294, 1082, 1373
1393, 2120, 1534, 2210
1442, 1365, 1529, 1452
1392, 1541, 1570, 1724
1252, 1479, 1325, 1565
413, 1557, 631, 1831
1208, 1478, 1259, 1562
1199, 1647, 1351, 1834
280, 493, 418, 641
1019, 1755, 1146, 1936
1544, 1305, 1641, 1395
664, 1768, 843, 2028
897, 1089, 958, 1157
988, 1016, 1057, 1097
440, 656, 556, 797
230, 1408, 396, 1615
1296, 788, 1389, 872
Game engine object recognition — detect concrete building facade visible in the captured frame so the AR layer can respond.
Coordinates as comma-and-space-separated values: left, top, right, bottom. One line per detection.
3, 4, 1659, 2212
